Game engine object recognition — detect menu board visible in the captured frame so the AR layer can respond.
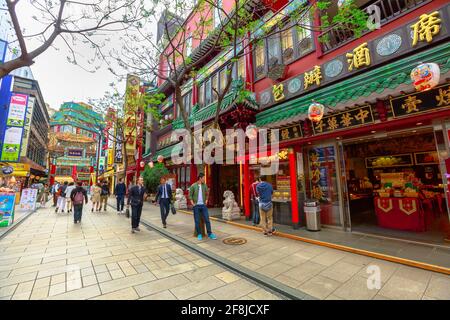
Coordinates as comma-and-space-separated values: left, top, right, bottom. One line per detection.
19, 188, 38, 211
0, 193, 16, 227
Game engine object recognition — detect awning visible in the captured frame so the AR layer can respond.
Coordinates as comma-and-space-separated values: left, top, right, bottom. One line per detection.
256, 42, 450, 127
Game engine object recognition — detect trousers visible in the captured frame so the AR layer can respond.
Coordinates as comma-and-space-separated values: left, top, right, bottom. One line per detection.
159, 198, 170, 225
259, 206, 273, 233
193, 204, 212, 236
74, 204, 83, 222
131, 204, 143, 229
116, 195, 125, 212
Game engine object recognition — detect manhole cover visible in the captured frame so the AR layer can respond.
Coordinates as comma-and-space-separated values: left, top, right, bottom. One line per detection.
223, 237, 247, 245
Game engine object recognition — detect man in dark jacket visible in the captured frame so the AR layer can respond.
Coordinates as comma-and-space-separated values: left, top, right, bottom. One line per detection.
70, 181, 88, 224
100, 181, 110, 211
256, 175, 274, 236
114, 178, 126, 214
127, 176, 147, 233
154, 177, 172, 228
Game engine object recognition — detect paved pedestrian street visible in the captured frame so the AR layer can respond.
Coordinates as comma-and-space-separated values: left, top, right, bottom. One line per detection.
0, 204, 280, 300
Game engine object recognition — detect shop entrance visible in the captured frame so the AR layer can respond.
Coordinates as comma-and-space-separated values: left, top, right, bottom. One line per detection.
210, 164, 241, 211
343, 128, 450, 243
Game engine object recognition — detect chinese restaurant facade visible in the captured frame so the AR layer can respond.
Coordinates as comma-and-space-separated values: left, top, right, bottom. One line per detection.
251, 2, 450, 243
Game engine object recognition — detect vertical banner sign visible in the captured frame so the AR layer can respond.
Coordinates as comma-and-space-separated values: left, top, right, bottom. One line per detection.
7, 93, 28, 127
1, 127, 24, 161
124, 74, 140, 167
0, 192, 16, 227
20, 96, 36, 157
1, 93, 28, 162
114, 126, 123, 164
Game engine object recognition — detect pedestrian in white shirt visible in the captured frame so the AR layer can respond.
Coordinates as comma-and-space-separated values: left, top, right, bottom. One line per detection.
65, 182, 76, 213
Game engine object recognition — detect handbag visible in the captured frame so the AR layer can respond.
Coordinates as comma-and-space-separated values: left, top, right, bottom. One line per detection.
171, 203, 177, 215
125, 207, 130, 218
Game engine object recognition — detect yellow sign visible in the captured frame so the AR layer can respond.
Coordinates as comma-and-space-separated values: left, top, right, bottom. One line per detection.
124, 74, 140, 154
304, 66, 322, 89
272, 83, 285, 102
411, 11, 441, 46
346, 42, 371, 71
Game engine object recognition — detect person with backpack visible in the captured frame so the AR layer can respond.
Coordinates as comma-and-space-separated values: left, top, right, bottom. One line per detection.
65, 182, 76, 213
114, 178, 126, 214
100, 181, 110, 211
250, 177, 261, 226
256, 175, 274, 236
55, 181, 68, 213
70, 181, 88, 224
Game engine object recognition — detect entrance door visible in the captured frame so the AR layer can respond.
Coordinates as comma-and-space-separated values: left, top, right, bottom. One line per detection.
306, 143, 344, 227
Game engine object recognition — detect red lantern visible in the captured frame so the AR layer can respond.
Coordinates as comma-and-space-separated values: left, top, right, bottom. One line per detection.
308, 102, 325, 123
140, 161, 145, 168
411, 63, 440, 92
157, 155, 164, 163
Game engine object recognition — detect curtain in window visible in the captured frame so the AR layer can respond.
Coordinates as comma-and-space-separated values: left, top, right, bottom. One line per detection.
281, 27, 294, 62
267, 35, 281, 67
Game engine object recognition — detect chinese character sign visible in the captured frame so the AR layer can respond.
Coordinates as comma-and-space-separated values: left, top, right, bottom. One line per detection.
124, 74, 140, 155
312, 105, 374, 135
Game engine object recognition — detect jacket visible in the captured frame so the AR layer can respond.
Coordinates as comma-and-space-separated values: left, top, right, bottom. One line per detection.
189, 183, 208, 205
256, 181, 273, 204
101, 184, 110, 196
114, 183, 126, 196
250, 181, 260, 199
127, 185, 146, 207
155, 183, 172, 203
70, 186, 88, 204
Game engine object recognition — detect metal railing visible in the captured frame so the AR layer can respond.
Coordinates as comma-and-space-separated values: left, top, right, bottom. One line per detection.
319, 0, 430, 52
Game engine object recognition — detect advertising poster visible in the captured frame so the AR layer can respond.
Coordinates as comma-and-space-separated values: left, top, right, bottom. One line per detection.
7, 93, 28, 127
19, 188, 38, 211
0, 193, 16, 227
1, 126, 24, 162
20, 96, 36, 157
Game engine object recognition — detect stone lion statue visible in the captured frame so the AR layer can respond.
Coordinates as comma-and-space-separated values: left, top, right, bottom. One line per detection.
222, 190, 241, 221
174, 188, 187, 209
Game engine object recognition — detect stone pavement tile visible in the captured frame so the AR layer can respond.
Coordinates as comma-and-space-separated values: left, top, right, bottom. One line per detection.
240, 261, 261, 271
110, 269, 126, 279
281, 261, 327, 284
9, 259, 67, 277
279, 254, 309, 267
184, 265, 223, 282
325, 294, 342, 300
30, 286, 49, 300
51, 273, 66, 285
67, 250, 112, 265
391, 265, 433, 285
134, 265, 149, 274
37, 261, 91, 279
139, 290, 178, 300
0, 296, 11, 300
118, 260, 132, 270
99, 271, 157, 294
94, 265, 108, 274
319, 261, 363, 283
297, 275, 342, 300
422, 295, 437, 300
189, 293, 215, 300
128, 258, 142, 267
15, 280, 34, 294
134, 274, 190, 297
356, 261, 398, 284
1, 271, 37, 287
155, 260, 171, 269
106, 262, 120, 271
46, 284, 101, 300
208, 279, 260, 300
81, 267, 95, 277
11, 292, 31, 300
379, 275, 427, 300
256, 261, 293, 278
122, 267, 138, 276
66, 278, 83, 291
91, 287, 139, 300
310, 251, 347, 267
248, 289, 282, 300
373, 295, 391, 300
91, 253, 136, 266
248, 252, 286, 267
274, 274, 303, 289
152, 262, 197, 279
49, 283, 66, 297
333, 275, 379, 300
192, 259, 213, 268
34, 277, 51, 289
0, 284, 17, 298
341, 254, 374, 267
165, 257, 181, 266
170, 275, 226, 300
215, 271, 240, 284
424, 275, 450, 300
82, 275, 98, 287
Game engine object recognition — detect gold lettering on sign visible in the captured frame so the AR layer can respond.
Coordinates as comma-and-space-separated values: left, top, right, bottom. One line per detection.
436, 88, 450, 107
411, 11, 441, 46
273, 83, 285, 102
401, 96, 422, 113
340, 112, 354, 127
327, 117, 339, 131
346, 42, 371, 71
304, 66, 322, 89
355, 108, 370, 124
314, 120, 325, 133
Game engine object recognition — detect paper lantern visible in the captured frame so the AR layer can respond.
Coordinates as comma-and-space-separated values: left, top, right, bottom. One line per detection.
411, 63, 440, 92
148, 161, 154, 168
308, 102, 325, 123
245, 124, 258, 140
157, 155, 164, 163
140, 161, 145, 168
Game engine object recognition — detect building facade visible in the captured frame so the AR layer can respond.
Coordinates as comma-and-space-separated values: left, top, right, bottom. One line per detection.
151, 0, 450, 244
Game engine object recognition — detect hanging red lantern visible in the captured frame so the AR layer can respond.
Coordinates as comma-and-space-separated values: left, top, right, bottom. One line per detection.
411, 63, 440, 92
245, 124, 258, 140
140, 161, 145, 168
308, 102, 325, 123
157, 155, 164, 163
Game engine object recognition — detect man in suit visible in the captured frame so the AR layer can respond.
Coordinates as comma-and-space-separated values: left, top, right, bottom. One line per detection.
114, 178, 127, 214
154, 177, 172, 228
127, 176, 147, 233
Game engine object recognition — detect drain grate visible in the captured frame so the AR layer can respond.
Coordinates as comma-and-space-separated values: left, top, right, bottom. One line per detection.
222, 237, 247, 245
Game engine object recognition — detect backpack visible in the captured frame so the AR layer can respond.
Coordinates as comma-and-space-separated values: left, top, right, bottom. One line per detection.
101, 187, 108, 196
60, 185, 67, 197
73, 190, 84, 205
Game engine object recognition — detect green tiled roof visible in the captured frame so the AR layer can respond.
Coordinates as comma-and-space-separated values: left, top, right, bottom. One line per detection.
256, 42, 450, 127
152, 143, 183, 161
50, 102, 104, 132
172, 80, 258, 129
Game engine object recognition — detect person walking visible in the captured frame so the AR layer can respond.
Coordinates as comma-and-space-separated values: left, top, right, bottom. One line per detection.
188, 173, 217, 241
114, 178, 126, 214
100, 181, 110, 212
55, 181, 68, 213
250, 177, 261, 226
65, 182, 76, 213
41, 183, 50, 207
70, 181, 88, 224
256, 175, 274, 236
90, 183, 102, 212
127, 176, 146, 233
51, 182, 60, 207
154, 177, 172, 228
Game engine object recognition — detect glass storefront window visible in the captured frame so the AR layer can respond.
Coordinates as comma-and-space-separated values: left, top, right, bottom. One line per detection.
255, 43, 265, 79
281, 27, 294, 63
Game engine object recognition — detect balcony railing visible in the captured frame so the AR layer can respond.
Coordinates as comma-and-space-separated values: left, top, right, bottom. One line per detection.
319, 0, 430, 53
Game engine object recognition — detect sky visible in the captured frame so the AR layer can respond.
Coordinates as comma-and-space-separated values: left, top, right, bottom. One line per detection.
11, 0, 160, 111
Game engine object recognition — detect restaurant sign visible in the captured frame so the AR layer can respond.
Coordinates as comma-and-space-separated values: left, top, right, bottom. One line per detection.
67, 149, 83, 157
268, 124, 303, 143
55, 157, 91, 167
390, 83, 450, 118
258, 5, 450, 109
312, 105, 374, 135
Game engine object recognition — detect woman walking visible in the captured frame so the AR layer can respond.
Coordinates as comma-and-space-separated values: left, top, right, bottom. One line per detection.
90, 183, 102, 212
41, 183, 50, 207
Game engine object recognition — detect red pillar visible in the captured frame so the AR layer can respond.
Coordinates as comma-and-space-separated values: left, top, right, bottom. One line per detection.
89, 166, 94, 186
243, 161, 251, 219
289, 148, 300, 227
312, 0, 324, 58
72, 165, 77, 181
190, 163, 198, 185
244, 34, 255, 92
49, 164, 56, 186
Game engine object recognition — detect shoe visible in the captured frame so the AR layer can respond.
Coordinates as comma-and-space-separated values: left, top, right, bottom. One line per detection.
208, 233, 217, 240
263, 232, 268, 236
131, 229, 135, 234
91, 208, 94, 212
267, 232, 273, 237
55, 209, 58, 213
74, 221, 77, 224
135, 227, 141, 231
163, 224, 167, 228
197, 234, 203, 241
